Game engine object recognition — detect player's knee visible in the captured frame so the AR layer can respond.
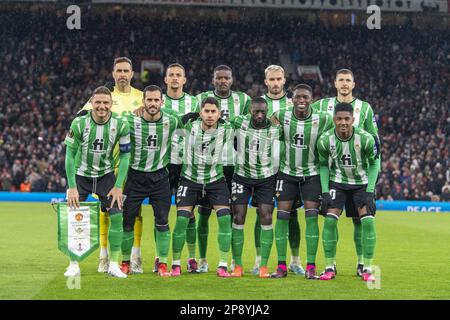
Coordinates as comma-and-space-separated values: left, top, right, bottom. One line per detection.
123, 216, 135, 232
277, 210, 290, 221
290, 209, 298, 218
232, 214, 245, 225
109, 208, 122, 215
305, 208, 319, 218
155, 213, 169, 228
198, 206, 212, 216
177, 209, 191, 218
155, 223, 169, 232
352, 217, 362, 224
359, 213, 374, 220
259, 214, 273, 226
216, 207, 231, 218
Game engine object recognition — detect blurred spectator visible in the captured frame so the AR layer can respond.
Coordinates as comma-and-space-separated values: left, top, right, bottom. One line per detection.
0, 5, 448, 201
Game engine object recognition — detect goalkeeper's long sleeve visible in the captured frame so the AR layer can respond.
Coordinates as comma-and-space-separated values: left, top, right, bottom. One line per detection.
65, 146, 77, 189
115, 152, 130, 188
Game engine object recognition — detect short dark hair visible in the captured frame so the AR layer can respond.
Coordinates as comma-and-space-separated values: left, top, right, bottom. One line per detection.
334, 102, 353, 115
292, 84, 313, 94
214, 65, 232, 74
336, 68, 354, 79
143, 85, 163, 98
201, 97, 220, 110
166, 63, 185, 76
113, 57, 133, 69
251, 96, 268, 106
92, 86, 112, 98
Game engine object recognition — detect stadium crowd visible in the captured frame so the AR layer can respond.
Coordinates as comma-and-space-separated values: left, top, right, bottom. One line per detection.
0, 6, 448, 201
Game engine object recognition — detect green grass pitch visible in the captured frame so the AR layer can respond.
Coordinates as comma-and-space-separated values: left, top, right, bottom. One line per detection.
0, 202, 449, 300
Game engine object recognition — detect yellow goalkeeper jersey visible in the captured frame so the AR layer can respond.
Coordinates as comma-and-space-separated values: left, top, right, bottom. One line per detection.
80, 86, 143, 170
82, 86, 143, 115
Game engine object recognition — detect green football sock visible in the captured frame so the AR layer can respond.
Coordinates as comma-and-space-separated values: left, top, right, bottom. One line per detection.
153, 227, 159, 257
322, 214, 338, 267
333, 224, 339, 264
232, 224, 244, 266
353, 221, 364, 264
108, 213, 124, 263
197, 208, 211, 259
156, 229, 170, 264
172, 215, 189, 261
361, 216, 377, 269
217, 214, 232, 265
305, 214, 319, 264
254, 209, 261, 256
260, 225, 273, 267
186, 217, 196, 259
121, 231, 134, 261
275, 210, 290, 262
288, 210, 300, 257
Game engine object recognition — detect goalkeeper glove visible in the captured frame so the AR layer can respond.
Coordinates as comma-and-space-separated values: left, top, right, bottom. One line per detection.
104, 82, 115, 92
181, 112, 200, 124
76, 109, 88, 117
361, 191, 376, 216
319, 192, 332, 216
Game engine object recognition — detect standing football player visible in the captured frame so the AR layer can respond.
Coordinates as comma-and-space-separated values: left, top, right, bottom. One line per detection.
64, 86, 130, 278
270, 84, 333, 279
195, 65, 251, 273
171, 97, 234, 277
317, 102, 378, 282
79, 57, 145, 274
311, 69, 380, 276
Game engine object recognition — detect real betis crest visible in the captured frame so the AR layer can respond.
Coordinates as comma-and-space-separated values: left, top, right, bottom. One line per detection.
56, 202, 100, 261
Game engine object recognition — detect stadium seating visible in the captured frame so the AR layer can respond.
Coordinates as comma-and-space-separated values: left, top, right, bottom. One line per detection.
0, 5, 448, 200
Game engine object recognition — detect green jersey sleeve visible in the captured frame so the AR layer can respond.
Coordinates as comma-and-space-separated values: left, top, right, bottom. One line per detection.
64, 119, 82, 150
363, 104, 379, 137
317, 134, 331, 193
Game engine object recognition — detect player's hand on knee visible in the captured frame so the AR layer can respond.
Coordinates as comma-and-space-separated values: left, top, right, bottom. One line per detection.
108, 187, 124, 210
133, 106, 145, 117
362, 191, 376, 216
67, 188, 80, 209
320, 192, 331, 215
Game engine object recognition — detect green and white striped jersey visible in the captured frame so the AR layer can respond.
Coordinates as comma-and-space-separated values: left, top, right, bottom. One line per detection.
196, 90, 251, 166
276, 108, 333, 177
318, 127, 377, 185
164, 92, 199, 113
262, 93, 294, 171
125, 112, 180, 172
311, 97, 379, 137
181, 120, 233, 184
262, 93, 294, 116
231, 115, 283, 180
64, 112, 130, 178
164, 93, 199, 165
196, 90, 251, 120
